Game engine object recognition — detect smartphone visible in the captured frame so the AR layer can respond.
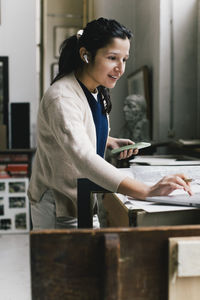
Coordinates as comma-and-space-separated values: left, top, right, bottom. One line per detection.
111, 142, 151, 155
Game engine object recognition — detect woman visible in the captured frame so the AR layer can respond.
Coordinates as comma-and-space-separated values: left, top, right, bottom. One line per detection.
28, 18, 191, 229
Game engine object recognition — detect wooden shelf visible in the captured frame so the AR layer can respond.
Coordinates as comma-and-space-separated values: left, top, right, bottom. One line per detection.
0, 149, 36, 178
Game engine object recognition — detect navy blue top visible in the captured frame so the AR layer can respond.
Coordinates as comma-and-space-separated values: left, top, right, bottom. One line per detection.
78, 81, 108, 158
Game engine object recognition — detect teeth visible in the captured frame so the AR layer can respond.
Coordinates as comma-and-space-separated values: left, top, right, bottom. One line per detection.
110, 75, 117, 79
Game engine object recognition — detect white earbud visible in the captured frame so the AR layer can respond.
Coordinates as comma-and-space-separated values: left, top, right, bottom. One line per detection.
83, 54, 89, 64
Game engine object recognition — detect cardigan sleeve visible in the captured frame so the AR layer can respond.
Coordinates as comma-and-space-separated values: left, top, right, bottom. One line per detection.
45, 96, 127, 193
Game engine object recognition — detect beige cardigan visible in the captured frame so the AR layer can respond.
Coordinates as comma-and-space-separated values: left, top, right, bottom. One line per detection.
28, 73, 127, 217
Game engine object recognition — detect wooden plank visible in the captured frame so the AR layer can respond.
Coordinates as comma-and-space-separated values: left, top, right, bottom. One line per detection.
31, 230, 103, 300
102, 234, 120, 300
169, 237, 200, 300
31, 226, 200, 300
102, 194, 129, 227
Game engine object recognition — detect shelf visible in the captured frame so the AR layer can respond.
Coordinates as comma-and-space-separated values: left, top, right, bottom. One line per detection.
0, 149, 36, 178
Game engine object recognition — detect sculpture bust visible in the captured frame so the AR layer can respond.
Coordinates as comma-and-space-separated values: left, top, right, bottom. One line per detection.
123, 94, 150, 142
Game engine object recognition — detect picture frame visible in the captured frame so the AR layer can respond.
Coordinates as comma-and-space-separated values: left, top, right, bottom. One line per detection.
0, 178, 30, 233
127, 66, 151, 120
0, 56, 9, 146
54, 26, 80, 58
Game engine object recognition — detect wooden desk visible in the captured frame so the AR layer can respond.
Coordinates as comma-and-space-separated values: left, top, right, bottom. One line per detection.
169, 142, 200, 158
102, 193, 200, 227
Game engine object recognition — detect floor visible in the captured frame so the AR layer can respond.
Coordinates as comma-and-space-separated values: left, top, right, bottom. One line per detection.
0, 233, 31, 300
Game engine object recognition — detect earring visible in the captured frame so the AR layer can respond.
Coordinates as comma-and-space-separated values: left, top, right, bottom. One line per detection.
83, 54, 89, 64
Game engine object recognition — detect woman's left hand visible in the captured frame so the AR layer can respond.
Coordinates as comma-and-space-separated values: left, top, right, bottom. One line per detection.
107, 137, 138, 160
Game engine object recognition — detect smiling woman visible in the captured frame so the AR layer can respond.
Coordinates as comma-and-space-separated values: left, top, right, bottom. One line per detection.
76, 37, 130, 91
28, 17, 192, 230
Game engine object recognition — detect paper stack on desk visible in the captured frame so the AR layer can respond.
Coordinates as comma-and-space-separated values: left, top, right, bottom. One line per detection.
118, 165, 200, 209
117, 193, 196, 213
130, 165, 200, 183
130, 156, 200, 166
117, 182, 200, 212
145, 183, 200, 208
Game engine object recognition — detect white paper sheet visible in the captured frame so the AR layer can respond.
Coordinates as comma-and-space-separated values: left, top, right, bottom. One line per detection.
130, 165, 200, 182
116, 165, 200, 212
130, 156, 200, 166
115, 193, 197, 213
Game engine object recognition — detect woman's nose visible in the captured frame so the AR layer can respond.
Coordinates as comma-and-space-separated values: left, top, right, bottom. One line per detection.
114, 61, 124, 74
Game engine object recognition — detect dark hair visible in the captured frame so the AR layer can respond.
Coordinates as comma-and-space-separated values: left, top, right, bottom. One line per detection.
52, 17, 133, 114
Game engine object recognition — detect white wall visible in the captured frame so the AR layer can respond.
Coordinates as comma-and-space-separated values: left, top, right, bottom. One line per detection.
0, 0, 38, 147
93, 0, 136, 137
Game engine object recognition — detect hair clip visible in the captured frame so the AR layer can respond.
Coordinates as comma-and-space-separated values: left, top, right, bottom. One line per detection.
77, 29, 83, 39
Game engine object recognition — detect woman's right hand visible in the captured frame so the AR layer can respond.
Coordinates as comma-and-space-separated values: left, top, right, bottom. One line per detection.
148, 173, 193, 197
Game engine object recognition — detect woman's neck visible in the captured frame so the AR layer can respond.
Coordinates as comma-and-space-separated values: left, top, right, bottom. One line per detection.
75, 69, 98, 93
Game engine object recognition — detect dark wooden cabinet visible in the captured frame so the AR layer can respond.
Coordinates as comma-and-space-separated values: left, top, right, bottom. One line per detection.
31, 226, 200, 300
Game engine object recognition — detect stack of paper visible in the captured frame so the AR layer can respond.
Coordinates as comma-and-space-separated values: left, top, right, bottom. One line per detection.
119, 164, 200, 208
130, 156, 200, 166
116, 181, 200, 211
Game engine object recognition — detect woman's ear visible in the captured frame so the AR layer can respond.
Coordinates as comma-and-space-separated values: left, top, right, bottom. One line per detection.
79, 47, 90, 63
83, 54, 89, 63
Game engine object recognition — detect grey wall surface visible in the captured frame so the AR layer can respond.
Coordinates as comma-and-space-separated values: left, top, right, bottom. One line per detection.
159, 0, 198, 141
133, 0, 160, 141
1, 0, 199, 147
172, 0, 198, 139
93, 0, 136, 137
94, 0, 199, 142
133, 0, 198, 142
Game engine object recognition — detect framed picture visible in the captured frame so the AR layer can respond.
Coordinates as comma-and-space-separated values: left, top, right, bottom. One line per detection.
0, 56, 9, 146
54, 26, 80, 58
125, 66, 152, 141
0, 178, 30, 233
127, 66, 151, 119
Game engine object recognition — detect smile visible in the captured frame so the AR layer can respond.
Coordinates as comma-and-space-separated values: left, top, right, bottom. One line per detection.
108, 75, 118, 80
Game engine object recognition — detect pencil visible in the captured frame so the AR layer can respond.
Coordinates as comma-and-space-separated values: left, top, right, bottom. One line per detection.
184, 178, 193, 183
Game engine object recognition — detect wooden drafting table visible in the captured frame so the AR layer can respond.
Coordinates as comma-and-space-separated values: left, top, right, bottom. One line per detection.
102, 193, 200, 227
102, 165, 200, 227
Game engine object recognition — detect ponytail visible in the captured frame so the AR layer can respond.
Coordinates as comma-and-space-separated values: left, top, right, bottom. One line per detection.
51, 35, 81, 84
98, 86, 112, 114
